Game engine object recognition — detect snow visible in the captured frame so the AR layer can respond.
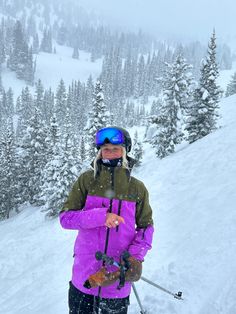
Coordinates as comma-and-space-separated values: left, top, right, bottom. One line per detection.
1, 44, 102, 101
35, 44, 103, 91
1, 24, 236, 313
217, 61, 236, 92
202, 89, 209, 100
1, 93, 236, 313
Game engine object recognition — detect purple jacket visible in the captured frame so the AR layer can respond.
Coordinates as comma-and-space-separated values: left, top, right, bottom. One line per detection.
59, 162, 154, 298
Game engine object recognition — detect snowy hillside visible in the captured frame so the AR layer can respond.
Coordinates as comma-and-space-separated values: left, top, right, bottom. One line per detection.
1, 44, 102, 100
0, 93, 236, 314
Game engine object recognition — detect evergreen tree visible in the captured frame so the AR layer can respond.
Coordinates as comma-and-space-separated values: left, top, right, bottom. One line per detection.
225, 72, 236, 97
34, 79, 45, 120
6, 87, 14, 116
80, 136, 86, 163
132, 130, 143, 166
151, 55, 193, 158
150, 114, 176, 159
0, 24, 5, 64
134, 54, 145, 98
150, 99, 161, 116
41, 114, 80, 218
43, 88, 54, 123
0, 121, 19, 220
25, 46, 34, 85
1, 87, 14, 119
185, 30, 221, 143
40, 28, 52, 53
8, 20, 28, 80
7, 20, 35, 82
85, 81, 109, 160
86, 75, 94, 109
16, 86, 33, 138
19, 106, 48, 205
55, 79, 67, 128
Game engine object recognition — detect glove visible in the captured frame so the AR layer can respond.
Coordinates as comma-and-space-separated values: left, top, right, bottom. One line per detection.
84, 256, 142, 289
125, 256, 142, 282
84, 267, 120, 288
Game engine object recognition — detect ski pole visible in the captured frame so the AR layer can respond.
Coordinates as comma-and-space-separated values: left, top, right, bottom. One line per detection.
132, 283, 147, 314
140, 276, 183, 300
119, 252, 183, 301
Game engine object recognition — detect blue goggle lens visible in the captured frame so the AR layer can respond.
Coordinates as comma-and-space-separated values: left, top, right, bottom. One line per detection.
95, 128, 125, 146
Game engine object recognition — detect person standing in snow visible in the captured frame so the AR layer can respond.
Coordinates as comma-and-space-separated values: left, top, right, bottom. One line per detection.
59, 126, 154, 314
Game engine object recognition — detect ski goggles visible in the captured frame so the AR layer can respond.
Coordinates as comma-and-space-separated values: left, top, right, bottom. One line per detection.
95, 127, 125, 146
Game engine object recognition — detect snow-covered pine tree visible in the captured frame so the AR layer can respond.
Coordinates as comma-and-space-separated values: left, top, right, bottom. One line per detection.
124, 100, 135, 127
80, 135, 86, 163
150, 113, 176, 159
185, 30, 221, 143
85, 80, 109, 160
7, 20, 35, 83
40, 27, 52, 53
44, 113, 60, 160
100, 49, 113, 111
25, 45, 34, 85
134, 54, 145, 99
55, 79, 67, 129
0, 24, 5, 65
85, 75, 94, 112
171, 54, 194, 125
132, 130, 143, 166
19, 106, 48, 205
150, 99, 161, 116
0, 120, 19, 220
151, 54, 193, 158
41, 113, 80, 218
34, 79, 46, 120
43, 87, 54, 124
113, 46, 123, 103
8, 20, 25, 72
0, 87, 14, 120
225, 72, 236, 97
123, 51, 135, 98
16, 86, 33, 138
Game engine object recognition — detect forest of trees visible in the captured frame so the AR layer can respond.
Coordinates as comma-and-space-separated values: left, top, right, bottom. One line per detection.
0, 0, 233, 221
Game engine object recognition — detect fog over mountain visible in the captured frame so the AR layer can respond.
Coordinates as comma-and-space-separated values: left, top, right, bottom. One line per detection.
78, 0, 236, 45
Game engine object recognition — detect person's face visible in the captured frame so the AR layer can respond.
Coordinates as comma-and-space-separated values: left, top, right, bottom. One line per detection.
101, 143, 123, 160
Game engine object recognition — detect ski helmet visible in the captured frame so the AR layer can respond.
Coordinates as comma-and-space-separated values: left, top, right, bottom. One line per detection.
95, 126, 132, 152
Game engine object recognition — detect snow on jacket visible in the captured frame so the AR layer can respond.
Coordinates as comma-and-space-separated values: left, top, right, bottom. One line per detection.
59, 159, 154, 298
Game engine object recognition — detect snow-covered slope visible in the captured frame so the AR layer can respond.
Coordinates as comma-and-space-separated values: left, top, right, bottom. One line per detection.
0, 94, 236, 314
1, 44, 102, 100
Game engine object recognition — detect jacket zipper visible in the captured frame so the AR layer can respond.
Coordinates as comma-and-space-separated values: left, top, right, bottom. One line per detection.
116, 199, 122, 232
98, 167, 115, 299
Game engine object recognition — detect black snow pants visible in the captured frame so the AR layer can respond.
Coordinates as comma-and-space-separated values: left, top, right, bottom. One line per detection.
68, 281, 130, 314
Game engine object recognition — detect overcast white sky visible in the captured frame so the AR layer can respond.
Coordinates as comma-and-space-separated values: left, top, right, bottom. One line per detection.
78, 0, 236, 44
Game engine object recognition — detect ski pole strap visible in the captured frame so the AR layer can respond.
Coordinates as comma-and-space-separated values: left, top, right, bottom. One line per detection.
117, 263, 126, 290
117, 251, 131, 290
